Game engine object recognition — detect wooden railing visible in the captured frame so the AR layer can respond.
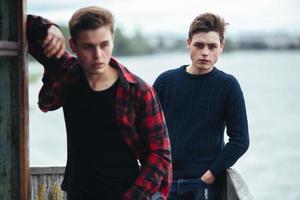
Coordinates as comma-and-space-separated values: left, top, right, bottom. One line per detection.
30, 167, 253, 200
224, 168, 254, 200
30, 167, 66, 200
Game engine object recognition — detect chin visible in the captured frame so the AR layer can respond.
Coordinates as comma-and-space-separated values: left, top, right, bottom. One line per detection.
195, 65, 209, 70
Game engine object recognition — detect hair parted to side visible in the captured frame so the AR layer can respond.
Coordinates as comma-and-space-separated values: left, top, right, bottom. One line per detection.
69, 6, 114, 42
188, 13, 229, 43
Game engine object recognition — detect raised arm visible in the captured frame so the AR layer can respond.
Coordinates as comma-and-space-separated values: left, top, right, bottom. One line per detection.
26, 15, 80, 112
26, 14, 71, 68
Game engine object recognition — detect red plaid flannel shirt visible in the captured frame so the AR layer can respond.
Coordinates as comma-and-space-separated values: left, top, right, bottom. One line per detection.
27, 15, 172, 199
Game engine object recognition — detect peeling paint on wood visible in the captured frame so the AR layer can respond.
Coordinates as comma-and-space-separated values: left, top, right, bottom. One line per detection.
0, 0, 28, 199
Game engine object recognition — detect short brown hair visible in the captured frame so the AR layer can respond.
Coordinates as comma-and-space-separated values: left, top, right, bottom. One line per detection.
188, 13, 228, 43
69, 6, 114, 42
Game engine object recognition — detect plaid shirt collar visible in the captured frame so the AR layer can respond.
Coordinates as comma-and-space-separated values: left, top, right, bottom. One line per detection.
109, 56, 138, 86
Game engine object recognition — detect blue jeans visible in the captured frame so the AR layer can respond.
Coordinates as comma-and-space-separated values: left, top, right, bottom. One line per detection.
167, 178, 221, 200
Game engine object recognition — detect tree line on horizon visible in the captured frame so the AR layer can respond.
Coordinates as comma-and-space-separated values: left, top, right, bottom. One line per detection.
33, 25, 300, 59
58, 25, 238, 57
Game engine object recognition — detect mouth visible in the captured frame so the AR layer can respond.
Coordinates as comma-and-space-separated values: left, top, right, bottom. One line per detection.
93, 63, 104, 68
198, 59, 210, 64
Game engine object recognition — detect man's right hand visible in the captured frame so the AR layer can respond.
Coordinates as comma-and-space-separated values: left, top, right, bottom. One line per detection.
201, 170, 215, 185
43, 25, 66, 58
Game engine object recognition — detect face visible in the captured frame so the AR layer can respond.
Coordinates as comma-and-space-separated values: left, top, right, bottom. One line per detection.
70, 26, 113, 77
187, 31, 224, 75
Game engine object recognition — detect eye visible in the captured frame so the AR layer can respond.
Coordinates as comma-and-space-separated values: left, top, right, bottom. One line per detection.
81, 45, 93, 50
209, 44, 217, 49
101, 41, 110, 48
194, 43, 204, 49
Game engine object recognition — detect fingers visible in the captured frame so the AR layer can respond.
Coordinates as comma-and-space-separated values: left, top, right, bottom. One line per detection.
43, 33, 54, 48
42, 25, 66, 58
56, 42, 66, 58
43, 35, 57, 56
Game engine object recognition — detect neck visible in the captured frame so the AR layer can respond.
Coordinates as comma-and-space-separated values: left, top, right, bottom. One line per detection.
186, 65, 213, 75
85, 66, 119, 91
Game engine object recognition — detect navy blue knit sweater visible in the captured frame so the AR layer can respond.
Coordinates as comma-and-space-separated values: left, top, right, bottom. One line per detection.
153, 65, 249, 179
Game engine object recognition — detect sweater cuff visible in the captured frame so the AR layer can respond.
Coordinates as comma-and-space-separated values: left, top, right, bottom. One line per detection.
208, 164, 226, 178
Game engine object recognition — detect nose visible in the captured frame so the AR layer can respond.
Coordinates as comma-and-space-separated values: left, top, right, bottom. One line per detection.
94, 46, 102, 59
201, 47, 209, 57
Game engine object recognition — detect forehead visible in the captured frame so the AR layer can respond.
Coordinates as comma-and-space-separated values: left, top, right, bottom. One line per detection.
76, 26, 113, 44
190, 31, 221, 44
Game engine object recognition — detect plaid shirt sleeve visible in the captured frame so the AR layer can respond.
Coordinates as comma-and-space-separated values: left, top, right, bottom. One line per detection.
122, 84, 172, 200
26, 15, 79, 112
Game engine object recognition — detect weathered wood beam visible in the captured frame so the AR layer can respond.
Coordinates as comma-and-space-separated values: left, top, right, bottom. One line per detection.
0, 0, 28, 199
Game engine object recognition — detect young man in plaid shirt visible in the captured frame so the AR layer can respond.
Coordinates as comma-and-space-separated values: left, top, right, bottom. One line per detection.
27, 6, 171, 200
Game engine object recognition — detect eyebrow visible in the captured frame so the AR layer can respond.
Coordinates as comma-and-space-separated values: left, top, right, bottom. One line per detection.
81, 40, 110, 46
194, 41, 217, 45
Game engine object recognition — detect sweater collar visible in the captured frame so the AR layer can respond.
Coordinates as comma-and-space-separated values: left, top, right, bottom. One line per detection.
180, 65, 217, 79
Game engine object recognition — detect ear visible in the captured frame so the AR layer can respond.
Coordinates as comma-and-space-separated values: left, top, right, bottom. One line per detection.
220, 42, 225, 53
111, 33, 114, 48
186, 38, 191, 49
111, 33, 114, 40
69, 38, 77, 53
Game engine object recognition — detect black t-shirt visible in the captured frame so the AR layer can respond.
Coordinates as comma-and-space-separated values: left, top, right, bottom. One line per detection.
62, 78, 139, 199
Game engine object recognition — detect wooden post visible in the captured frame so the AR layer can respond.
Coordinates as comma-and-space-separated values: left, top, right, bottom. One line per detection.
0, 0, 28, 199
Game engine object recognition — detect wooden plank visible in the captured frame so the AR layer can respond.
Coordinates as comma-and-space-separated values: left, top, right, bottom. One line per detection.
30, 167, 65, 175
18, 1, 29, 199
0, 60, 14, 200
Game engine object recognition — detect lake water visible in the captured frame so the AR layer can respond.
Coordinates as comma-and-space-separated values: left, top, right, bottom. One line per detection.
28, 50, 300, 200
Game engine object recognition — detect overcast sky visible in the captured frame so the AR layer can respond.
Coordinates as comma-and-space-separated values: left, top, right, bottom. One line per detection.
27, 0, 300, 36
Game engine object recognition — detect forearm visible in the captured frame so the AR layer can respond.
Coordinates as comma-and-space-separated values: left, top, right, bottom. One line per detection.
26, 14, 71, 67
208, 124, 249, 177
27, 15, 53, 43
27, 15, 53, 60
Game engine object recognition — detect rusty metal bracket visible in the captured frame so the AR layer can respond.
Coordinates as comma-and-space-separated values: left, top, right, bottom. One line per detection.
0, 41, 19, 57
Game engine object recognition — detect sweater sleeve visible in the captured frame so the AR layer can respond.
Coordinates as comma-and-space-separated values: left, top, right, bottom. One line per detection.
153, 72, 168, 106
208, 77, 250, 177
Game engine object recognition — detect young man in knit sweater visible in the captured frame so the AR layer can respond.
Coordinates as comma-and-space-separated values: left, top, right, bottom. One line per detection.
153, 13, 249, 200
26, 6, 171, 200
